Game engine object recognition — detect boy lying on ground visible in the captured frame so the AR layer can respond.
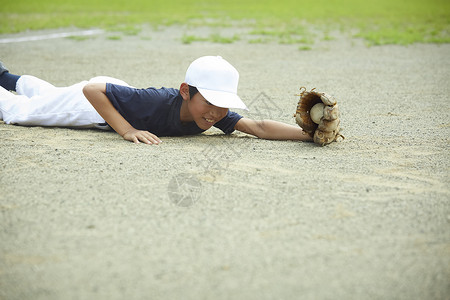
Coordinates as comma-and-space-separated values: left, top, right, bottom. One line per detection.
0, 56, 311, 144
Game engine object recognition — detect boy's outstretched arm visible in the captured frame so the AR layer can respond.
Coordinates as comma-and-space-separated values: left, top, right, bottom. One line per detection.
83, 83, 161, 144
234, 117, 312, 141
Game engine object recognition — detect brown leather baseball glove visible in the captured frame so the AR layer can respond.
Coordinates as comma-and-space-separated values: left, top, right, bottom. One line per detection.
294, 87, 344, 146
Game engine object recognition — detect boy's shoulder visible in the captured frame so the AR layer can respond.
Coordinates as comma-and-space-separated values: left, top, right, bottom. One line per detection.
107, 83, 179, 99
154, 86, 179, 96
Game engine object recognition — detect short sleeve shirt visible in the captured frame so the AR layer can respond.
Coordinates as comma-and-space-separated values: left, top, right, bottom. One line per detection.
105, 83, 243, 136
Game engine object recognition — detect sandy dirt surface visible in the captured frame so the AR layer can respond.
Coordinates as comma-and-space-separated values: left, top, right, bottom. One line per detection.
1, 26, 449, 300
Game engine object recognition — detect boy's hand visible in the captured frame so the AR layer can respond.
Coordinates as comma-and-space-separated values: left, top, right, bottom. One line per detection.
122, 128, 162, 145
294, 87, 343, 146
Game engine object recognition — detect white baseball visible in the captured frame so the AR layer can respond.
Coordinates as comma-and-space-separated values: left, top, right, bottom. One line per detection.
310, 103, 324, 124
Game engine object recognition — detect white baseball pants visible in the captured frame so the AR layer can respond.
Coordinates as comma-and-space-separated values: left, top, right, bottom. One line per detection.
0, 75, 129, 128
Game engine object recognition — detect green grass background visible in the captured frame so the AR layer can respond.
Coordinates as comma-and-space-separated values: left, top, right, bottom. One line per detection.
1, 0, 449, 45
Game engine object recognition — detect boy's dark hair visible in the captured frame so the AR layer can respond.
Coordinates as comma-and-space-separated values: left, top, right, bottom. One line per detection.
188, 85, 199, 98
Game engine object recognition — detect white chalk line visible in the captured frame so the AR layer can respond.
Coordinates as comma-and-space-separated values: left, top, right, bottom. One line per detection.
0, 29, 104, 44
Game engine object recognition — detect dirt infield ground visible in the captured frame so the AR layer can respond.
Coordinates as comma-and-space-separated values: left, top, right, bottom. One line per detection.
1, 26, 449, 300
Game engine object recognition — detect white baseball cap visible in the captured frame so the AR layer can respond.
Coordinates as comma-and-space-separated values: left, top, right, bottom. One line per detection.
185, 56, 248, 110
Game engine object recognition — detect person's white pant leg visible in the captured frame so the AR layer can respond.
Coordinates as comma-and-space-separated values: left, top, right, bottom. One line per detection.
16, 75, 56, 97
88, 76, 131, 87
0, 86, 31, 121
0, 77, 105, 127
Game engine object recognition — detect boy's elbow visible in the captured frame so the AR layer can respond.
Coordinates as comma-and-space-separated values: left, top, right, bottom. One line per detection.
82, 83, 94, 100
83, 83, 105, 103
249, 120, 279, 139
253, 120, 267, 138
245, 119, 267, 138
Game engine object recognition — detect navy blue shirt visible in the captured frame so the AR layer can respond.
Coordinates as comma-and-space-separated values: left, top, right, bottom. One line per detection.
105, 83, 243, 136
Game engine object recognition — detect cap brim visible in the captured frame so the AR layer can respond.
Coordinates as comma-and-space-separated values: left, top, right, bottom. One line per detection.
198, 88, 248, 110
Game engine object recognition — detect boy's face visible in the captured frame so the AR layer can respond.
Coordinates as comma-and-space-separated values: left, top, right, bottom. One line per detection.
188, 92, 229, 130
